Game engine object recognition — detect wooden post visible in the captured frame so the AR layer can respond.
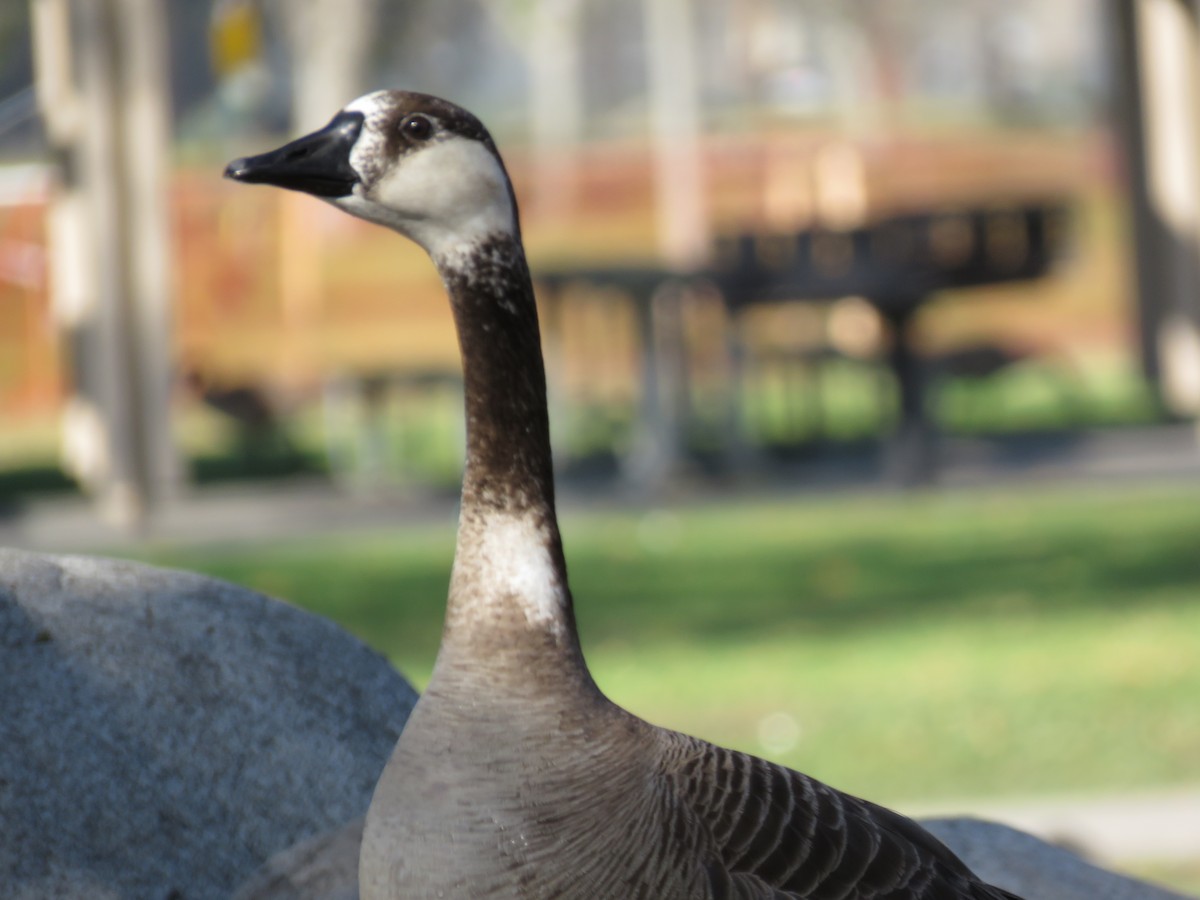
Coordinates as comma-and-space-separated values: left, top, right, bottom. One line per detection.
32, 0, 179, 528
625, 279, 688, 488
632, 0, 710, 487
286, 0, 376, 132
1110, 0, 1200, 415
117, 0, 182, 508
528, 0, 584, 218
642, 0, 709, 269
278, 0, 376, 373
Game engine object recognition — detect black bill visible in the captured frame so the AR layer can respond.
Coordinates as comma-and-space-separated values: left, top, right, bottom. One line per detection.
224, 110, 364, 198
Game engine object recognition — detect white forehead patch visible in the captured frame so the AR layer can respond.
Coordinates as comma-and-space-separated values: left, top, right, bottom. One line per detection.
343, 91, 393, 184
344, 90, 392, 117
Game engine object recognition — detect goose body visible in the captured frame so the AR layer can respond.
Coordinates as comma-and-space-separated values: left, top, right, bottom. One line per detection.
226, 90, 1021, 900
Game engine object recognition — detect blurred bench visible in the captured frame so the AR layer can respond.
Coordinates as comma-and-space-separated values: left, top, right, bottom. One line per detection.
539, 201, 1071, 486
321, 369, 463, 490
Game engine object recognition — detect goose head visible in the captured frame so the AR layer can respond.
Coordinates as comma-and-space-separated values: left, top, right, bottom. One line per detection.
224, 90, 517, 264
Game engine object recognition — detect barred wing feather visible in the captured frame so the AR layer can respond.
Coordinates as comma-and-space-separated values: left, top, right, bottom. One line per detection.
662, 734, 1024, 900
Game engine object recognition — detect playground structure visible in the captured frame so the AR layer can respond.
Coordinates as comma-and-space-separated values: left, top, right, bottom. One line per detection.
9, 0, 1200, 524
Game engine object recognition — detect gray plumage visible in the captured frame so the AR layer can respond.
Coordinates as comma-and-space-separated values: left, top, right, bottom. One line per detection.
225, 90, 1023, 900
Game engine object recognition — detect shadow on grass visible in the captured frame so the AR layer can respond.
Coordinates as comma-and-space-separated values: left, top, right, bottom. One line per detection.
0, 465, 78, 513
189, 448, 327, 484
0, 448, 327, 514
568, 528, 1200, 647
143, 487, 1200, 669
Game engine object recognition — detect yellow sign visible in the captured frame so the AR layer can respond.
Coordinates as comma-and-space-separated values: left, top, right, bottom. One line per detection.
210, 0, 263, 78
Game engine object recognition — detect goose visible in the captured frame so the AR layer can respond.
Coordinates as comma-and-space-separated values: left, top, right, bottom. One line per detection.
225, 90, 1022, 900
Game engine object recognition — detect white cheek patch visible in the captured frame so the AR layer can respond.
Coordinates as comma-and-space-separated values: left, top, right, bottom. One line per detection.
331, 192, 407, 232
369, 137, 516, 262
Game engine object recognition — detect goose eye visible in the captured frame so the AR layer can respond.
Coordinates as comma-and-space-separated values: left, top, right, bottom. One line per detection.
402, 115, 433, 140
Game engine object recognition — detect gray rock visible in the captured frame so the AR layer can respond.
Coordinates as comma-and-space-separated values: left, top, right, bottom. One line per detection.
8, 549, 1190, 900
233, 817, 364, 900
232, 813, 1196, 900
0, 548, 417, 900
922, 817, 1194, 900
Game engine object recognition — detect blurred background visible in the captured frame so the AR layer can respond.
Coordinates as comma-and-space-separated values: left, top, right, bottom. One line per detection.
1, 0, 1199, 891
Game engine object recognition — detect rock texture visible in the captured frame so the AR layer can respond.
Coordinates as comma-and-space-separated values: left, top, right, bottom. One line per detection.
233, 814, 1196, 900
233, 817, 365, 900
921, 818, 1193, 900
5, 549, 1192, 900
0, 549, 417, 900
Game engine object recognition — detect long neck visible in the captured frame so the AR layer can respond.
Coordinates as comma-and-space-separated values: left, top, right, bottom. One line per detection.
430, 234, 590, 696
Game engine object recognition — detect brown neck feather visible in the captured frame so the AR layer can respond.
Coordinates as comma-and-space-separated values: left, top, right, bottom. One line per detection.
441, 235, 557, 517
432, 234, 590, 691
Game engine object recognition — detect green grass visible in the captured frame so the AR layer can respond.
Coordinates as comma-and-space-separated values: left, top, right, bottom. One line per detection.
1132, 859, 1200, 897
131, 481, 1200, 807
